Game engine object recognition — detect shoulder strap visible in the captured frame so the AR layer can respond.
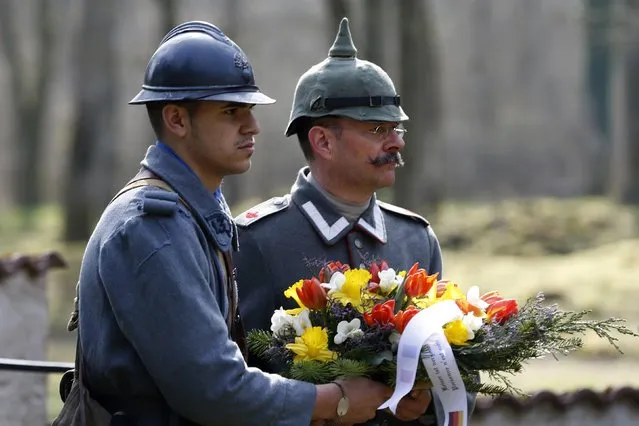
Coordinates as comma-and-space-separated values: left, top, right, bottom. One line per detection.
377, 200, 430, 227
235, 195, 290, 227
109, 175, 191, 213
110, 178, 172, 204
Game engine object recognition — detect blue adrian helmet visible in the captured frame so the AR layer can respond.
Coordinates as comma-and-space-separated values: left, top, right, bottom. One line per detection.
129, 21, 275, 105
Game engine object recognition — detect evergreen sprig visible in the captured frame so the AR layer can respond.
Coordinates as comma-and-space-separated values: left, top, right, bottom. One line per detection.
246, 329, 272, 360
286, 360, 333, 384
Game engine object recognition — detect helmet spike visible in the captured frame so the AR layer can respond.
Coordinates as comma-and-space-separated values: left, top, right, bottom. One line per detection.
328, 17, 357, 58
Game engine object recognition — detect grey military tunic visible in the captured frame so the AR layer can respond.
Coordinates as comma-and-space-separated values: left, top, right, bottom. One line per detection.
235, 167, 475, 426
77, 144, 316, 426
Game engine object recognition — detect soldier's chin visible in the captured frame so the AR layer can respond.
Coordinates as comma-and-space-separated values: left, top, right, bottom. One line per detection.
228, 159, 252, 175
377, 169, 397, 187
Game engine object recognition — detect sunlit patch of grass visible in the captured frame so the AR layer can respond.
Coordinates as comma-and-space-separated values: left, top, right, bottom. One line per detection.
0, 204, 64, 254
430, 197, 639, 256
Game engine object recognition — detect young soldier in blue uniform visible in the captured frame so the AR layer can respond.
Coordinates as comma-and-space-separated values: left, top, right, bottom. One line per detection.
66, 21, 391, 426
235, 18, 476, 426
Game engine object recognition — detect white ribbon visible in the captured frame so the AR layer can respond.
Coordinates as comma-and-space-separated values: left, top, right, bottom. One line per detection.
378, 300, 468, 426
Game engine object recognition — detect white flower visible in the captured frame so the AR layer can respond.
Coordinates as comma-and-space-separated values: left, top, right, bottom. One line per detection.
462, 313, 484, 340
321, 271, 346, 295
270, 308, 293, 335
270, 307, 312, 336
466, 286, 489, 310
334, 318, 364, 344
377, 268, 404, 293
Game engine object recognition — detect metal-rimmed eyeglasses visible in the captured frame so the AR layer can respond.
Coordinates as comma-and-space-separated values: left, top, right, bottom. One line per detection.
368, 124, 407, 140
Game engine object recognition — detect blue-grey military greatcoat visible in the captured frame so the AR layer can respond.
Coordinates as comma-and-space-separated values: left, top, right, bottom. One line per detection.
77, 143, 316, 426
235, 167, 476, 426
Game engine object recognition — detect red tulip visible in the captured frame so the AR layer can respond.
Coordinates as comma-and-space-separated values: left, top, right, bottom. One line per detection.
364, 300, 396, 327
486, 299, 519, 324
480, 291, 503, 305
319, 261, 350, 283
404, 263, 439, 298
369, 260, 390, 284
394, 306, 420, 333
296, 277, 328, 310
367, 282, 380, 293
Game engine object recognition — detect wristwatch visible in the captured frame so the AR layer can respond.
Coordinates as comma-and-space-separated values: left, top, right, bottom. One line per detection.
332, 381, 350, 418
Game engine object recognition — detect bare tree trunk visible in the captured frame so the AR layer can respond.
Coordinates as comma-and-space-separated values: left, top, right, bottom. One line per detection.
622, 40, 639, 203
364, 0, 384, 65
470, 0, 496, 142
220, 0, 244, 207
63, 0, 118, 242
0, 0, 55, 224
609, 0, 639, 204
326, 0, 350, 38
393, 0, 442, 212
155, 0, 178, 34
224, 0, 240, 37
63, 110, 94, 242
584, 0, 613, 194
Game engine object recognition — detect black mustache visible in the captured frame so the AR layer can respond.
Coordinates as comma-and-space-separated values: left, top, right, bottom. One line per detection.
370, 152, 405, 167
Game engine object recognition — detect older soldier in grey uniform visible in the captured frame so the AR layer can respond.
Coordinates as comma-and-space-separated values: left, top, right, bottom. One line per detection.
235, 18, 476, 426
68, 21, 390, 426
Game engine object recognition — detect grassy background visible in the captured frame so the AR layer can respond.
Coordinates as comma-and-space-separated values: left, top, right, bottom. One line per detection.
2, 197, 638, 422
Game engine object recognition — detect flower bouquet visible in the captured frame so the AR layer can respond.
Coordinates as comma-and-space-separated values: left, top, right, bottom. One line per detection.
247, 260, 637, 397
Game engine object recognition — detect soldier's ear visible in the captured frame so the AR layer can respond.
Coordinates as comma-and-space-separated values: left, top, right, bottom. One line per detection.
308, 125, 335, 161
162, 104, 190, 138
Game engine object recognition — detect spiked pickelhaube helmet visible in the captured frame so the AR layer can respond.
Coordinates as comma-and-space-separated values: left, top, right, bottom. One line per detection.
129, 21, 275, 105
285, 17, 408, 137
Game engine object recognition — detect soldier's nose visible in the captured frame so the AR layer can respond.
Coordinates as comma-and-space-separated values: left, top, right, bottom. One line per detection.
242, 111, 261, 135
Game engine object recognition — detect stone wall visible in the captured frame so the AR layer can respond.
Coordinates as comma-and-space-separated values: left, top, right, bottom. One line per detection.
0, 253, 66, 426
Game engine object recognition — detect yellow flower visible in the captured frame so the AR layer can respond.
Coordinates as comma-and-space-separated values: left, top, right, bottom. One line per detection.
332, 269, 371, 310
443, 319, 471, 346
284, 280, 306, 315
439, 282, 465, 301
413, 297, 437, 309
286, 326, 336, 362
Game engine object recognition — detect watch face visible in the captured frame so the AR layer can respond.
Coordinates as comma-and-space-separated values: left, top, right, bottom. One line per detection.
337, 397, 349, 417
